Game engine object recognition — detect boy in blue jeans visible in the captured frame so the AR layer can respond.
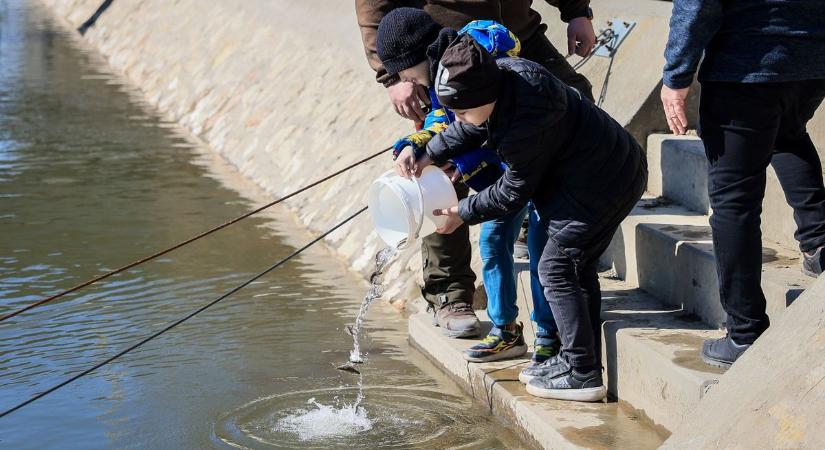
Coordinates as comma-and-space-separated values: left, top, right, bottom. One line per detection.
376, 8, 561, 365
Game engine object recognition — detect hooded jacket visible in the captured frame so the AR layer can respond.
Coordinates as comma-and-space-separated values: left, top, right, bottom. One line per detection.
426, 57, 646, 230
391, 21, 517, 191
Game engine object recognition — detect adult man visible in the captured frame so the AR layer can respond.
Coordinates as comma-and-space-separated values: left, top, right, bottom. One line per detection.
356, 0, 596, 337
661, 0, 825, 368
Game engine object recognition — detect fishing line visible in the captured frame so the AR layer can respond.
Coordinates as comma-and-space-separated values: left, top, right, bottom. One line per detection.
1, 148, 390, 323
0, 206, 367, 419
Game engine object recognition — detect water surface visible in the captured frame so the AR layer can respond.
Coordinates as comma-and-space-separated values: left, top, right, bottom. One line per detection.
0, 1, 526, 448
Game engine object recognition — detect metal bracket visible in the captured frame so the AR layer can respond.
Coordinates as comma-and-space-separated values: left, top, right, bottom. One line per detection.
593, 19, 636, 58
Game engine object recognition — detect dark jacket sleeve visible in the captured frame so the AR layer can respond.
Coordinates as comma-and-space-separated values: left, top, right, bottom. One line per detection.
425, 121, 488, 165
544, 0, 591, 23
355, 0, 403, 87
662, 0, 724, 89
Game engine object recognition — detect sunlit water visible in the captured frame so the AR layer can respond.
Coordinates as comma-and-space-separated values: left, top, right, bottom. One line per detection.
0, 1, 525, 449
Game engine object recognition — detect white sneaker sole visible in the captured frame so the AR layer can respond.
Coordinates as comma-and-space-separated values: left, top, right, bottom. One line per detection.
525, 383, 607, 402
463, 344, 528, 363
518, 370, 535, 384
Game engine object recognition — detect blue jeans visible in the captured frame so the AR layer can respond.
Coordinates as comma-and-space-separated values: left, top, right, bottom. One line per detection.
479, 204, 558, 337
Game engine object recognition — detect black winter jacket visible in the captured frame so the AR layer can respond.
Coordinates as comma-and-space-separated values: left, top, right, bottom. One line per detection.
426, 57, 645, 229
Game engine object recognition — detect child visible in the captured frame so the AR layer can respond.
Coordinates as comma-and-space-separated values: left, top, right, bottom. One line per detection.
424, 35, 647, 402
376, 8, 562, 365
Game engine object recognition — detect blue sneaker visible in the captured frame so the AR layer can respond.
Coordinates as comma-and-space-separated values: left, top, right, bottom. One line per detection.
463, 323, 528, 362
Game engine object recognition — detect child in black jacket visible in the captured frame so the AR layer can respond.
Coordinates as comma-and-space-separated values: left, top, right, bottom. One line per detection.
423, 35, 647, 402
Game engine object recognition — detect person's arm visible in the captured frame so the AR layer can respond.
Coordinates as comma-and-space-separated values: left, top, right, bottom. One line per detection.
544, 0, 591, 23
660, 0, 724, 135
355, 0, 430, 121
425, 121, 488, 166
355, 0, 401, 87
544, 1, 595, 56
457, 129, 551, 225
662, 0, 724, 89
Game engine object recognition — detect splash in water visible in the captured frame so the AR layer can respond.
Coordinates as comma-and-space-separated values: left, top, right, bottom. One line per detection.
275, 393, 372, 441
347, 246, 397, 364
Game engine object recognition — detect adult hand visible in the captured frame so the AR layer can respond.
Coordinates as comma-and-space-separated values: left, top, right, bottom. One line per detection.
387, 81, 429, 122
661, 85, 690, 135
433, 206, 464, 234
567, 17, 596, 57
394, 147, 416, 179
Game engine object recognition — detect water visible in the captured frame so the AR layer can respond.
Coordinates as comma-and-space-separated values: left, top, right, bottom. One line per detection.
347, 246, 397, 364
0, 1, 526, 449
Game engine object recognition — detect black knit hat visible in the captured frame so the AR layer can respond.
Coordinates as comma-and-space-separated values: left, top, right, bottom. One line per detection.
377, 8, 441, 75
435, 35, 501, 110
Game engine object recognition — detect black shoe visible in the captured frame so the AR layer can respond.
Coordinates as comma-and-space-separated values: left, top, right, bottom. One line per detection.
526, 357, 606, 402
463, 323, 528, 362
701, 335, 751, 369
803, 247, 825, 278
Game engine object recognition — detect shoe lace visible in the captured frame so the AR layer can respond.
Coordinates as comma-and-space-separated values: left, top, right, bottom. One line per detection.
480, 334, 499, 345
445, 302, 474, 314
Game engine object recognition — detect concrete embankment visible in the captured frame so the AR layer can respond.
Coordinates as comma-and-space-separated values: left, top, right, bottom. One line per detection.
37, 0, 692, 312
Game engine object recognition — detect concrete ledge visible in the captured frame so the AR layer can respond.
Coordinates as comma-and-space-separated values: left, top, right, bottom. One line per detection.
603, 198, 812, 327
663, 275, 825, 449
600, 278, 725, 432
646, 134, 802, 251
408, 312, 667, 450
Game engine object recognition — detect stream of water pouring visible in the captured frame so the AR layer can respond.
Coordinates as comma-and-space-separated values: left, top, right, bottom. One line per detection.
348, 246, 397, 364
274, 247, 397, 440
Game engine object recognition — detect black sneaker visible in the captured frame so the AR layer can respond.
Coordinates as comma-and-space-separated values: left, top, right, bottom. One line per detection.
463, 323, 528, 362
803, 247, 825, 278
701, 335, 751, 369
526, 358, 606, 402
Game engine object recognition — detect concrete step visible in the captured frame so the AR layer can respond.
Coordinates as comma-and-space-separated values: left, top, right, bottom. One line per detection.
515, 268, 726, 433
599, 277, 725, 432
646, 134, 800, 251
601, 197, 812, 328
408, 311, 667, 450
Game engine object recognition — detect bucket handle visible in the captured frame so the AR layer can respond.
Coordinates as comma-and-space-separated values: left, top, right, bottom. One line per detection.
411, 175, 426, 240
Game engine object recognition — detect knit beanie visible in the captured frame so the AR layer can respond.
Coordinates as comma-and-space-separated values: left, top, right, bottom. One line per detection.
435, 34, 502, 110
376, 8, 442, 75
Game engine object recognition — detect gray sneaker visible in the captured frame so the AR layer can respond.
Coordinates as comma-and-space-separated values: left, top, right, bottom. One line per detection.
526, 358, 606, 402
430, 301, 481, 338
519, 354, 567, 384
803, 246, 825, 278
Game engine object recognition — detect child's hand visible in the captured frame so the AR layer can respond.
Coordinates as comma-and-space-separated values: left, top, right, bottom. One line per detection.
433, 206, 464, 234
413, 154, 433, 178
394, 147, 416, 179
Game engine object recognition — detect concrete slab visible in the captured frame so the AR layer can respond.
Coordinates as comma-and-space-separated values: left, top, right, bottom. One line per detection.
600, 278, 725, 432
602, 198, 813, 327
662, 275, 825, 449
646, 134, 804, 251
408, 312, 667, 450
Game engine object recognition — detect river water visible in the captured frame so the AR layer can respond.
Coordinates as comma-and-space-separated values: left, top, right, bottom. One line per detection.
0, 1, 525, 448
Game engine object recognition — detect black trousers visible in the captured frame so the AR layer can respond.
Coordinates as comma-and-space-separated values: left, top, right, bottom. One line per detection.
699, 80, 825, 344
420, 34, 592, 307
538, 163, 647, 368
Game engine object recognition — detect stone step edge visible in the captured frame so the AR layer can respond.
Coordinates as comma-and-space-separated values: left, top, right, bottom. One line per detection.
646, 133, 799, 252
602, 197, 812, 328
599, 277, 725, 432
408, 313, 667, 450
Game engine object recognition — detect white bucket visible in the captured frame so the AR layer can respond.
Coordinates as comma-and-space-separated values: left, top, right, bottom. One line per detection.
367, 166, 458, 249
